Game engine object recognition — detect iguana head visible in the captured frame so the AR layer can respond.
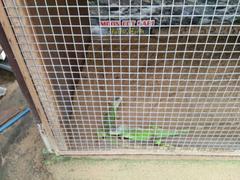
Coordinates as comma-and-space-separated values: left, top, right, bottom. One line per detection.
113, 97, 122, 108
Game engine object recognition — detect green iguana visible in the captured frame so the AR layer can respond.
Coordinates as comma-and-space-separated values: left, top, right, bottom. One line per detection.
98, 124, 187, 146
109, 125, 186, 145
98, 97, 187, 146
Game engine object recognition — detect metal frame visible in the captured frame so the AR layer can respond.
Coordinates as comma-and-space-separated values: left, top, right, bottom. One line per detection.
1, 0, 240, 156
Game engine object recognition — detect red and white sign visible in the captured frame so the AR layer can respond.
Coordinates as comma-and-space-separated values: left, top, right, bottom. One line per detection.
100, 20, 155, 27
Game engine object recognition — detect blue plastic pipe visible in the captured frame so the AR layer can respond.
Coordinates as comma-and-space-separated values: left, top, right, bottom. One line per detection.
0, 107, 30, 133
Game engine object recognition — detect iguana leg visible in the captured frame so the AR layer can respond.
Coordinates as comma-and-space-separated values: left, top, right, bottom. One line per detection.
154, 139, 162, 146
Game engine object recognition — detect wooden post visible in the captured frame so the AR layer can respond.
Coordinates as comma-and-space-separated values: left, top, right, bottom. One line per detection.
0, 0, 59, 152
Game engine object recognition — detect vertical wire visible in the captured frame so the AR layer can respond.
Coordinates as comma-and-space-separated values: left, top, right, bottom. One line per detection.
151, 0, 166, 152
174, 0, 204, 150
161, 1, 176, 151
83, 0, 101, 151
134, 0, 143, 149
65, 0, 84, 151
207, 2, 240, 151
33, 0, 71, 150
95, 0, 108, 150
186, 0, 222, 151
201, 0, 238, 151
197, 0, 232, 151
128, 0, 132, 148
107, 0, 116, 150
96, 1, 111, 150
21, 0, 66, 150
144, 0, 156, 149
215, 36, 240, 151
75, 1, 92, 151
118, 0, 123, 150
168, 0, 189, 148
174, 1, 200, 150
164, 0, 193, 149
193, 0, 232, 151
49, 0, 77, 150
179, 2, 212, 151
85, 0, 102, 151
179, 0, 210, 151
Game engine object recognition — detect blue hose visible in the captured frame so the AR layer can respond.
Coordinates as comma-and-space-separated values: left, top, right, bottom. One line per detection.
0, 107, 30, 133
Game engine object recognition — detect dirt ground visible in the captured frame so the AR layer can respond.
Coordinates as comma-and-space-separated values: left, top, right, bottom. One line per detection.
0, 69, 52, 180
1, 69, 240, 180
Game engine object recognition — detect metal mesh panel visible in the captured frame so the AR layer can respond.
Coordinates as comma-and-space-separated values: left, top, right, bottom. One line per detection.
3, 0, 240, 155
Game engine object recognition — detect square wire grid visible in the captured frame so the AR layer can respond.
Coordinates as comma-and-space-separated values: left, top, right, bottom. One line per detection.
3, 0, 240, 155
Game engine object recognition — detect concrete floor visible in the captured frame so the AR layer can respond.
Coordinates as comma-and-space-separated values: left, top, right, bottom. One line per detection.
48, 157, 240, 180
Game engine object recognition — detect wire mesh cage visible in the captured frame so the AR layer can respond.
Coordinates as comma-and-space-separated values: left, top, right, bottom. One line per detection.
2, 0, 240, 155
